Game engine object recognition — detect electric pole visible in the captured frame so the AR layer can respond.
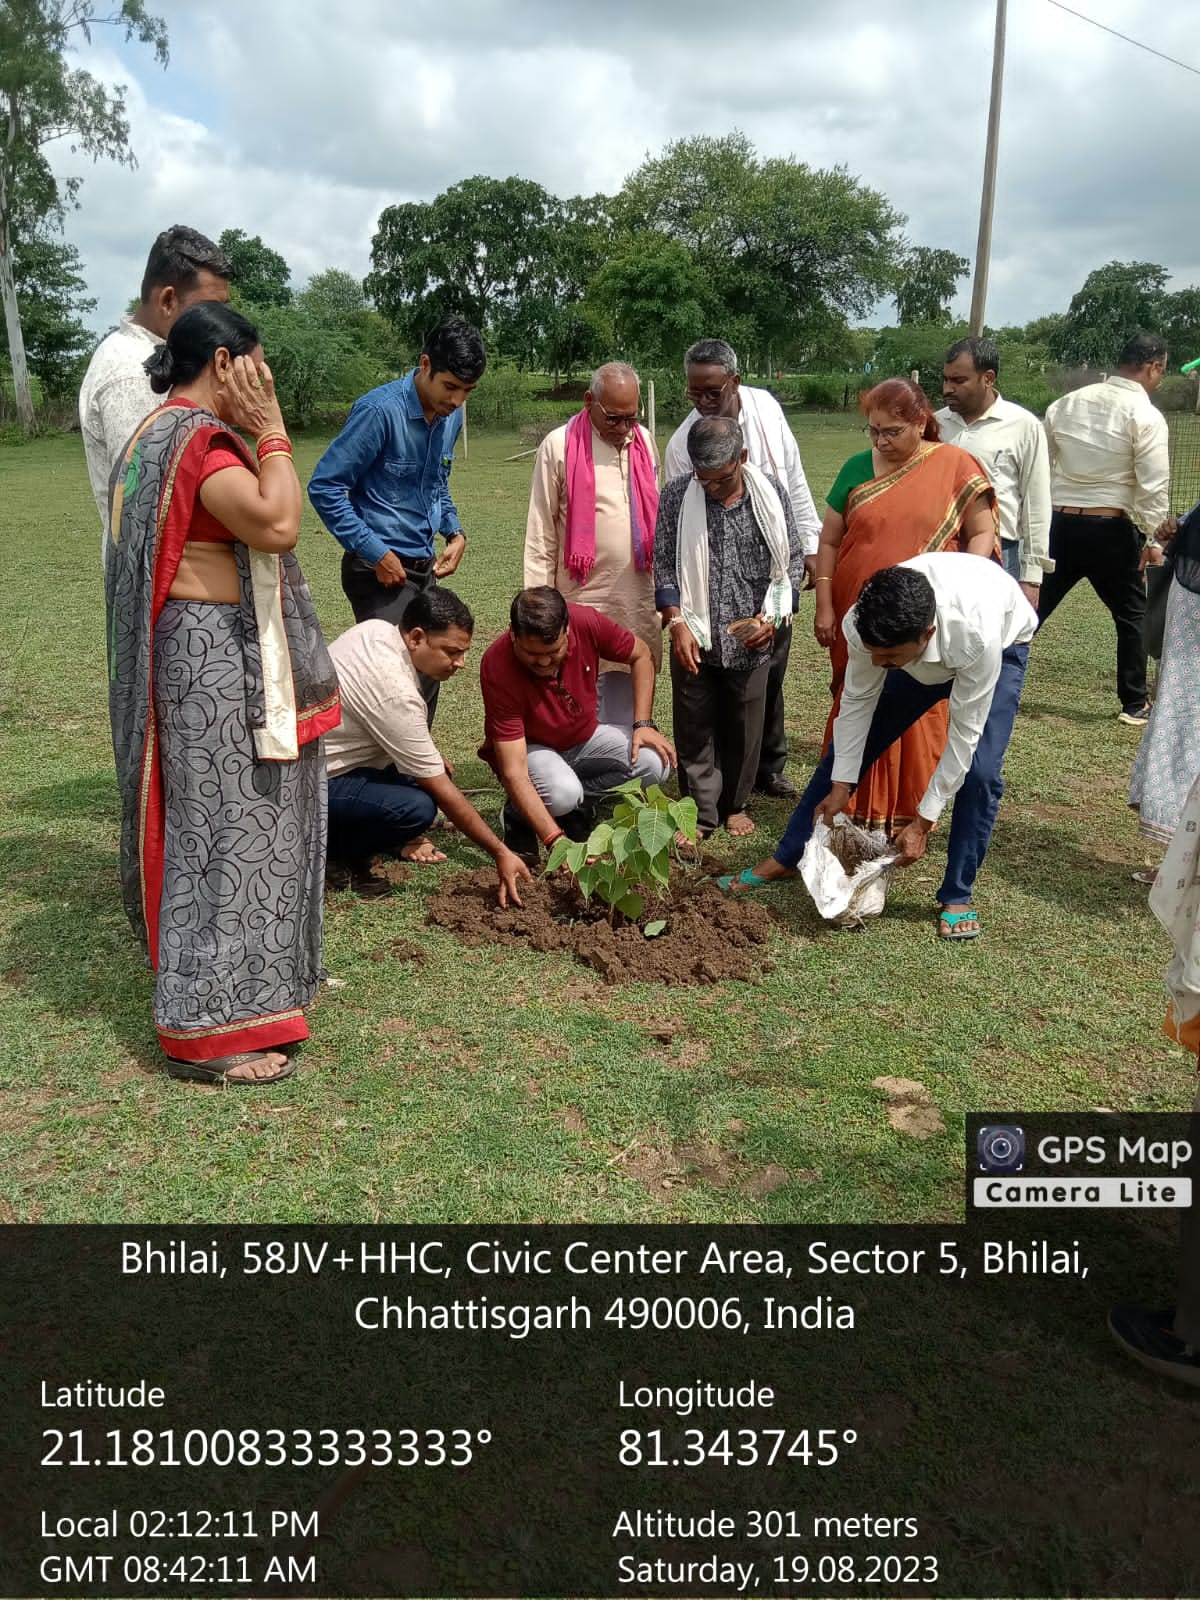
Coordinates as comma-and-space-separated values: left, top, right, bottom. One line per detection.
969, 0, 1007, 335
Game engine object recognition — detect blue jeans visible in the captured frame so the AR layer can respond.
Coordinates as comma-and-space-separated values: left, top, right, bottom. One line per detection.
1000, 539, 1021, 581
327, 764, 437, 863
774, 644, 1029, 904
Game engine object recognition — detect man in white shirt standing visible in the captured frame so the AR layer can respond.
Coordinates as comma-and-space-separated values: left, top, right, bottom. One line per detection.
937, 335, 1053, 607
723, 554, 1038, 941
1039, 332, 1170, 726
664, 338, 820, 800
324, 586, 531, 906
524, 361, 660, 731
79, 226, 232, 567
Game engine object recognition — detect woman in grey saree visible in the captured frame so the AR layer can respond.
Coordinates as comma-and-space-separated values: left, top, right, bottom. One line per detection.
105, 304, 340, 1084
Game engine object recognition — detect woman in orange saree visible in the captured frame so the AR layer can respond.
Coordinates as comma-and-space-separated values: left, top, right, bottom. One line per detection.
811, 379, 998, 831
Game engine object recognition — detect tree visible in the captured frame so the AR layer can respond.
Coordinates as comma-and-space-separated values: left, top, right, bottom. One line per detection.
0, 0, 168, 429
367, 175, 559, 348
1052, 260, 1168, 366
1160, 287, 1200, 365
616, 133, 905, 370
895, 246, 969, 326
13, 228, 96, 399
296, 268, 366, 320
584, 234, 715, 369
218, 228, 292, 308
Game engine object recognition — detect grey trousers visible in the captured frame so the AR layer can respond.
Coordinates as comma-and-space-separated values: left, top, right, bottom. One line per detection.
756, 623, 793, 784
671, 655, 769, 833
1175, 1081, 1200, 1344
526, 723, 669, 816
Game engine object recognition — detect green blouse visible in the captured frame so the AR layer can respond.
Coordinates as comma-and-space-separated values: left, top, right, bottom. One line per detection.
826, 448, 875, 515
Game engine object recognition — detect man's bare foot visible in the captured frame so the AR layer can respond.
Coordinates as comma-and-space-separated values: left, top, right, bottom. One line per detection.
400, 836, 448, 864
725, 857, 796, 892
725, 811, 755, 837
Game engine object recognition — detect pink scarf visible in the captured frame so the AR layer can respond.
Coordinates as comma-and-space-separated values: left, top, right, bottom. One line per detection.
563, 409, 658, 584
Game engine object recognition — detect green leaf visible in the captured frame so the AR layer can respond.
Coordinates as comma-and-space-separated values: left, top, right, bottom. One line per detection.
610, 825, 632, 866
576, 862, 599, 902
648, 852, 672, 889
645, 784, 672, 812
669, 796, 700, 841
617, 893, 644, 921
564, 840, 588, 874
612, 801, 639, 828
545, 836, 572, 874
585, 822, 613, 858
623, 848, 651, 885
610, 778, 646, 799
595, 862, 621, 905
643, 919, 667, 938
636, 805, 675, 861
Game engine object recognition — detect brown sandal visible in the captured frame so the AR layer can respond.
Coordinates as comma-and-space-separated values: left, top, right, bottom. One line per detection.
165, 1052, 295, 1086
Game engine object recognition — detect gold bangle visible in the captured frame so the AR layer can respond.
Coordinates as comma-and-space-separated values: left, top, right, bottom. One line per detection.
258, 448, 294, 464
815, 575, 832, 583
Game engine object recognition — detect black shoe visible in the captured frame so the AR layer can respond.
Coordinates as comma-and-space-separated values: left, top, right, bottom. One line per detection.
561, 803, 600, 843
1108, 1304, 1200, 1387
501, 803, 540, 868
1118, 704, 1151, 727
755, 772, 798, 800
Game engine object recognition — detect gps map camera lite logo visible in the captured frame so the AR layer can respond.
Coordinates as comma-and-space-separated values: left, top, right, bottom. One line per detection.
977, 1125, 1025, 1174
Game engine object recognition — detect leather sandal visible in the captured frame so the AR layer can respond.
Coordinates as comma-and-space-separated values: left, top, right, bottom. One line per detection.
165, 1052, 296, 1085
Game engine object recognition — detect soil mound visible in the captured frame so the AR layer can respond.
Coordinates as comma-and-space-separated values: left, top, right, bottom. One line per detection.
426, 868, 774, 985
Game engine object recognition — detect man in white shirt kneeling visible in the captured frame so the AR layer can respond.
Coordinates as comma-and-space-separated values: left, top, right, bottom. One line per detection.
723, 554, 1038, 940
325, 587, 531, 906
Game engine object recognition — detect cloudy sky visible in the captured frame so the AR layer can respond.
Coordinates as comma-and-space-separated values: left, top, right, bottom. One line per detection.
52, 0, 1200, 339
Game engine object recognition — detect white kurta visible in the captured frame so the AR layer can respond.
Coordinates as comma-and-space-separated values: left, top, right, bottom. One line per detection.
524, 421, 662, 671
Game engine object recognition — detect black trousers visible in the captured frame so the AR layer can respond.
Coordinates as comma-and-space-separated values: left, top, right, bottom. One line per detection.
1036, 512, 1147, 713
755, 622, 793, 784
671, 656, 769, 833
341, 553, 441, 721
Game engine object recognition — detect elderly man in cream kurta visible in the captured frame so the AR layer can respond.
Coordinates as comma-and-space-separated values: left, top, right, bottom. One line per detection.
524, 362, 661, 730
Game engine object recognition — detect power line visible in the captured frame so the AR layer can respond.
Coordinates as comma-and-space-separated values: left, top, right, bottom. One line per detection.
1044, 0, 1200, 79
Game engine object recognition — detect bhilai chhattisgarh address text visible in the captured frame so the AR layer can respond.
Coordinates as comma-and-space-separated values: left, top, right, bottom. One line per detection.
118, 1236, 1089, 1282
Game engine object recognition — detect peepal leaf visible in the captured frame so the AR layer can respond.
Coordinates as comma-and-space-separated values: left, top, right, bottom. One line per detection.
586, 822, 613, 857
564, 840, 588, 874
643, 919, 667, 938
669, 796, 699, 841
545, 837, 572, 874
636, 805, 675, 860
618, 893, 644, 920
610, 825, 633, 865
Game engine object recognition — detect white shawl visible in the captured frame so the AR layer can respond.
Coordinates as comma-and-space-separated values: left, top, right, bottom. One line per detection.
1150, 771, 1200, 1035
677, 461, 794, 651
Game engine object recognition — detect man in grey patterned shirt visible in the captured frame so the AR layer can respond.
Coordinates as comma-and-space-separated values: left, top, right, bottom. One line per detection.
655, 417, 803, 838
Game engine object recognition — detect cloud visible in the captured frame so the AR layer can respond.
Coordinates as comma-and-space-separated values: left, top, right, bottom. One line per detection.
41, 0, 1200, 337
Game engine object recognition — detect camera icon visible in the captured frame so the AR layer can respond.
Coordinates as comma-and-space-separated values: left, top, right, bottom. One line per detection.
977, 1125, 1025, 1173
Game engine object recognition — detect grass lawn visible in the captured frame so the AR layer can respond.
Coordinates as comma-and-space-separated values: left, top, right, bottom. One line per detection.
0, 416, 1190, 1225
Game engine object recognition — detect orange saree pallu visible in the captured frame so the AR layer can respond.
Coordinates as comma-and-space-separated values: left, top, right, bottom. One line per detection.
826, 443, 996, 831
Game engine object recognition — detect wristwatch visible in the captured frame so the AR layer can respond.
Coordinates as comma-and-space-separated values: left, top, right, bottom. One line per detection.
633, 719, 658, 731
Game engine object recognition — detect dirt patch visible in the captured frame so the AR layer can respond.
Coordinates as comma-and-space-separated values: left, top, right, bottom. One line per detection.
368, 938, 425, 965
554, 1106, 589, 1135
427, 868, 775, 986
619, 1137, 796, 1199
873, 1075, 946, 1139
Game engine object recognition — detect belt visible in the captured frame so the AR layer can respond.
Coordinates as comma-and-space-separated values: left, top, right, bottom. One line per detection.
1053, 505, 1125, 519
402, 556, 435, 572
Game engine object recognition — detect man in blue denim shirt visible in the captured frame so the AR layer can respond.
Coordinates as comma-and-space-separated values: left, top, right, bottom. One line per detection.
308, 316, 487, 718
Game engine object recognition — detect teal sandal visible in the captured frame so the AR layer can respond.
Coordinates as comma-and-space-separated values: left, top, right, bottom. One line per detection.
938, 908, 981, 941
716, 867, 782, 892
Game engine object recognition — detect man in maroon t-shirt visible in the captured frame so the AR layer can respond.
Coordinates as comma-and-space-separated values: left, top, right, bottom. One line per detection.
480, 587, 677, 862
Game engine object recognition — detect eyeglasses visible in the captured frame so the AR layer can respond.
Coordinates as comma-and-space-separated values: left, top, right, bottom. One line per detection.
686, 376, 735, 404
865, 424, 910, 442
592, 404, 639, 429
695, 464, 742, 493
